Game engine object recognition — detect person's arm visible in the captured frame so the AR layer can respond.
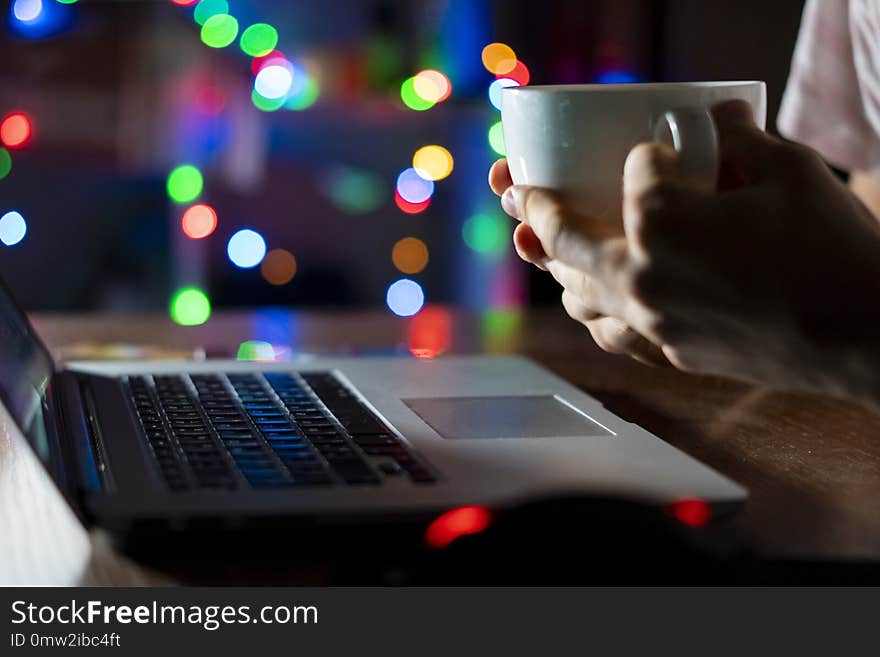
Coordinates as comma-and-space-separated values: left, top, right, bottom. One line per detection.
851, 172, 880, 221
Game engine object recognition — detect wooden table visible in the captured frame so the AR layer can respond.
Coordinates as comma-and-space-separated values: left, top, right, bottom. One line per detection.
2, 308, 879, 584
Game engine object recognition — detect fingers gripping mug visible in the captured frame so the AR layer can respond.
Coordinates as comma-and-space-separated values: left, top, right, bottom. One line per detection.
501, 81, 767, 223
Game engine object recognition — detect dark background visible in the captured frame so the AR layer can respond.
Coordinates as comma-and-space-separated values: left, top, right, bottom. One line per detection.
0, 0, 805, 318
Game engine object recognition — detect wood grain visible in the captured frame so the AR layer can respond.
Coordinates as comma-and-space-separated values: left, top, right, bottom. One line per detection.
2, 308, 878, 584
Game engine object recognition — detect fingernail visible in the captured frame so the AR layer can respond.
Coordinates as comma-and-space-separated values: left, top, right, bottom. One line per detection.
501, 188, 518, 218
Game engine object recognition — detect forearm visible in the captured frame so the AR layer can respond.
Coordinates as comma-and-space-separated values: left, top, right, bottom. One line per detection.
850, 171, 880, 221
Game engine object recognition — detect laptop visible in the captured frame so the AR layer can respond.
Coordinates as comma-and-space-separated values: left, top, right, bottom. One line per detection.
0, 278, 745, 539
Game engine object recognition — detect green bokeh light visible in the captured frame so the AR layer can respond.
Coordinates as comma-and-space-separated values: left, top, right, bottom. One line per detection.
237, 340, 276, 361
323, 168, 384, 214
400, 77, 435, 111
285, 77, 319, 110
488, 121, 506, 156
0, 148, 11, 181
166, 165, 203, 203
170, 287, 211, 326
251, 89, 285, 112
200, 14, 239, 49
193, 0, 228, 26
56, 0, 78, 4
239, 23, 278, 57
462, 213, 509, 257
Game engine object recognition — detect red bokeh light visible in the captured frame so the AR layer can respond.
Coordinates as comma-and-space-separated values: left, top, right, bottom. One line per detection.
181, 204, 218, 239
251, 50, 286, 75
0, 113, 32, 149
497, 61, 530, 86
668, 499, 711, 527
170, 0, 199, 6
394, 190, 430, 215
408, 306, 451, 359
425, 506, 492, 549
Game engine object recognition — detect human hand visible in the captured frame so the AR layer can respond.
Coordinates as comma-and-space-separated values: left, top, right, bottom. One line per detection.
491, 100, 880, 403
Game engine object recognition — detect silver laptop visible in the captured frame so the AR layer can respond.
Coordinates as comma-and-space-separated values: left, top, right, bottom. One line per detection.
0, 278, 745, 537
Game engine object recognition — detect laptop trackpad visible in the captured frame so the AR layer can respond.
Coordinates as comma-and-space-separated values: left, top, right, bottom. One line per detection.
403, 396, 612, 440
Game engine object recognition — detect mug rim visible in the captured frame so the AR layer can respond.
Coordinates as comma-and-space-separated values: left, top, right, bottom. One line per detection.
504, 80, 765, 93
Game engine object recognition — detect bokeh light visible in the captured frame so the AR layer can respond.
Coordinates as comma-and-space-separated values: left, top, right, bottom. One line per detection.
260, 248, 297, 285
194, 84, 226, 114
394, 191, 430, 215
181, 204, 217, 239
488, 120, 506, 156
396, 167, 434, 204
193, 0, 227, 26
0, 211, 27, 246
408, 306, 451, 359
56, 0, 78, 3
498, 60, 530, 86
240, 23, 278, 57
251, 49, 284, 75
595, 70, 643, 84
386, 279, 425, 317
462, 213, 509, 257
482, 308, 522, 352
412, 69, 451, 103
323, 167, 384, 214
227, 228, 266, 268
170, 287, 211, 326
171, 0, 199, 5
0, 148, 11, 181
392, 237, 429, 274
254, 64, 293, 99
237, 340, 276, 361
200, 13, 238, 48
400, 77, 435, 111
481, 42, 517, 75
166, 165, 203, 204
488, 77, 520, 111
12, 0, 42, 22
285, 76, 319, 110
251, 89, 285, 112
412, 145, 453, 182
0, 113, 32, 149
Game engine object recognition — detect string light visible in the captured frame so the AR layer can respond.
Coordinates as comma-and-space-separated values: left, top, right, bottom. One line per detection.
481, 43, 517, 75
193, 0, 228, 26
170, 287, 211, 326
400, 77, 435, 111
386, 279, 424, 317
251, 49, 285, 74
260, 248, 297, 285
487, 120, 506, 156
254, 64, 293, 99
394, 191, 430, 215
251, 89, 285, 112
412, 145, 453, 181
392, 237, 429, 274
0, 148, 11, 181
462, 213, 508, 257
12, 0, 42, 22
181, 204, 217, 239
240, 23, 278, 57
227, 228, 266, 268
0, 211, 27, 246
489, 78, 519, 111
166, 164, 204, 204
412, 69, 451, 103
200, 13, 238, 48
396, 167, 434, 204
0, 113, 32, 149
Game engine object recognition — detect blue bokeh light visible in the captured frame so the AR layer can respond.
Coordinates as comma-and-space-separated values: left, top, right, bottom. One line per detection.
8, 0, 75, 39
0, 211, 27, 246
595, 70, 644, 84
227, 228, 267, 268
386, 278, 425, 317
396, 168, 434, 204
488, 78, 519, 111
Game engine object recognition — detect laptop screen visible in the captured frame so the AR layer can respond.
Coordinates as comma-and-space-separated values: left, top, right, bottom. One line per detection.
0, 280, 56, 463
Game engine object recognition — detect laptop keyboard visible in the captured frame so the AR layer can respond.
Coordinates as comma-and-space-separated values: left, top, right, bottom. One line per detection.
127, 372, 436, 491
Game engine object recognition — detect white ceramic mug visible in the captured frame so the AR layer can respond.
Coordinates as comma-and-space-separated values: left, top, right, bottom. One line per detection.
501, 81, 766, 222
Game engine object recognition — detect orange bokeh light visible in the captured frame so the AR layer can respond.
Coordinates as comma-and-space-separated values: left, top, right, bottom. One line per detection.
481, 43, 517, 75
260, 248, 298, 285
0, 113, 32, 149
181, 204, 218, 239
392, 237, 429, 274
394, 190, 430, 215
413, 69, 452, 103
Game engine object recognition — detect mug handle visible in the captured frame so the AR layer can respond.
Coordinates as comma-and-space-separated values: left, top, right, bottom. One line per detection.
653, 107, 719, 192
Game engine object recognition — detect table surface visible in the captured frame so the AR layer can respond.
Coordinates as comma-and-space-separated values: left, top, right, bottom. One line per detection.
2, 308, 879, 585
